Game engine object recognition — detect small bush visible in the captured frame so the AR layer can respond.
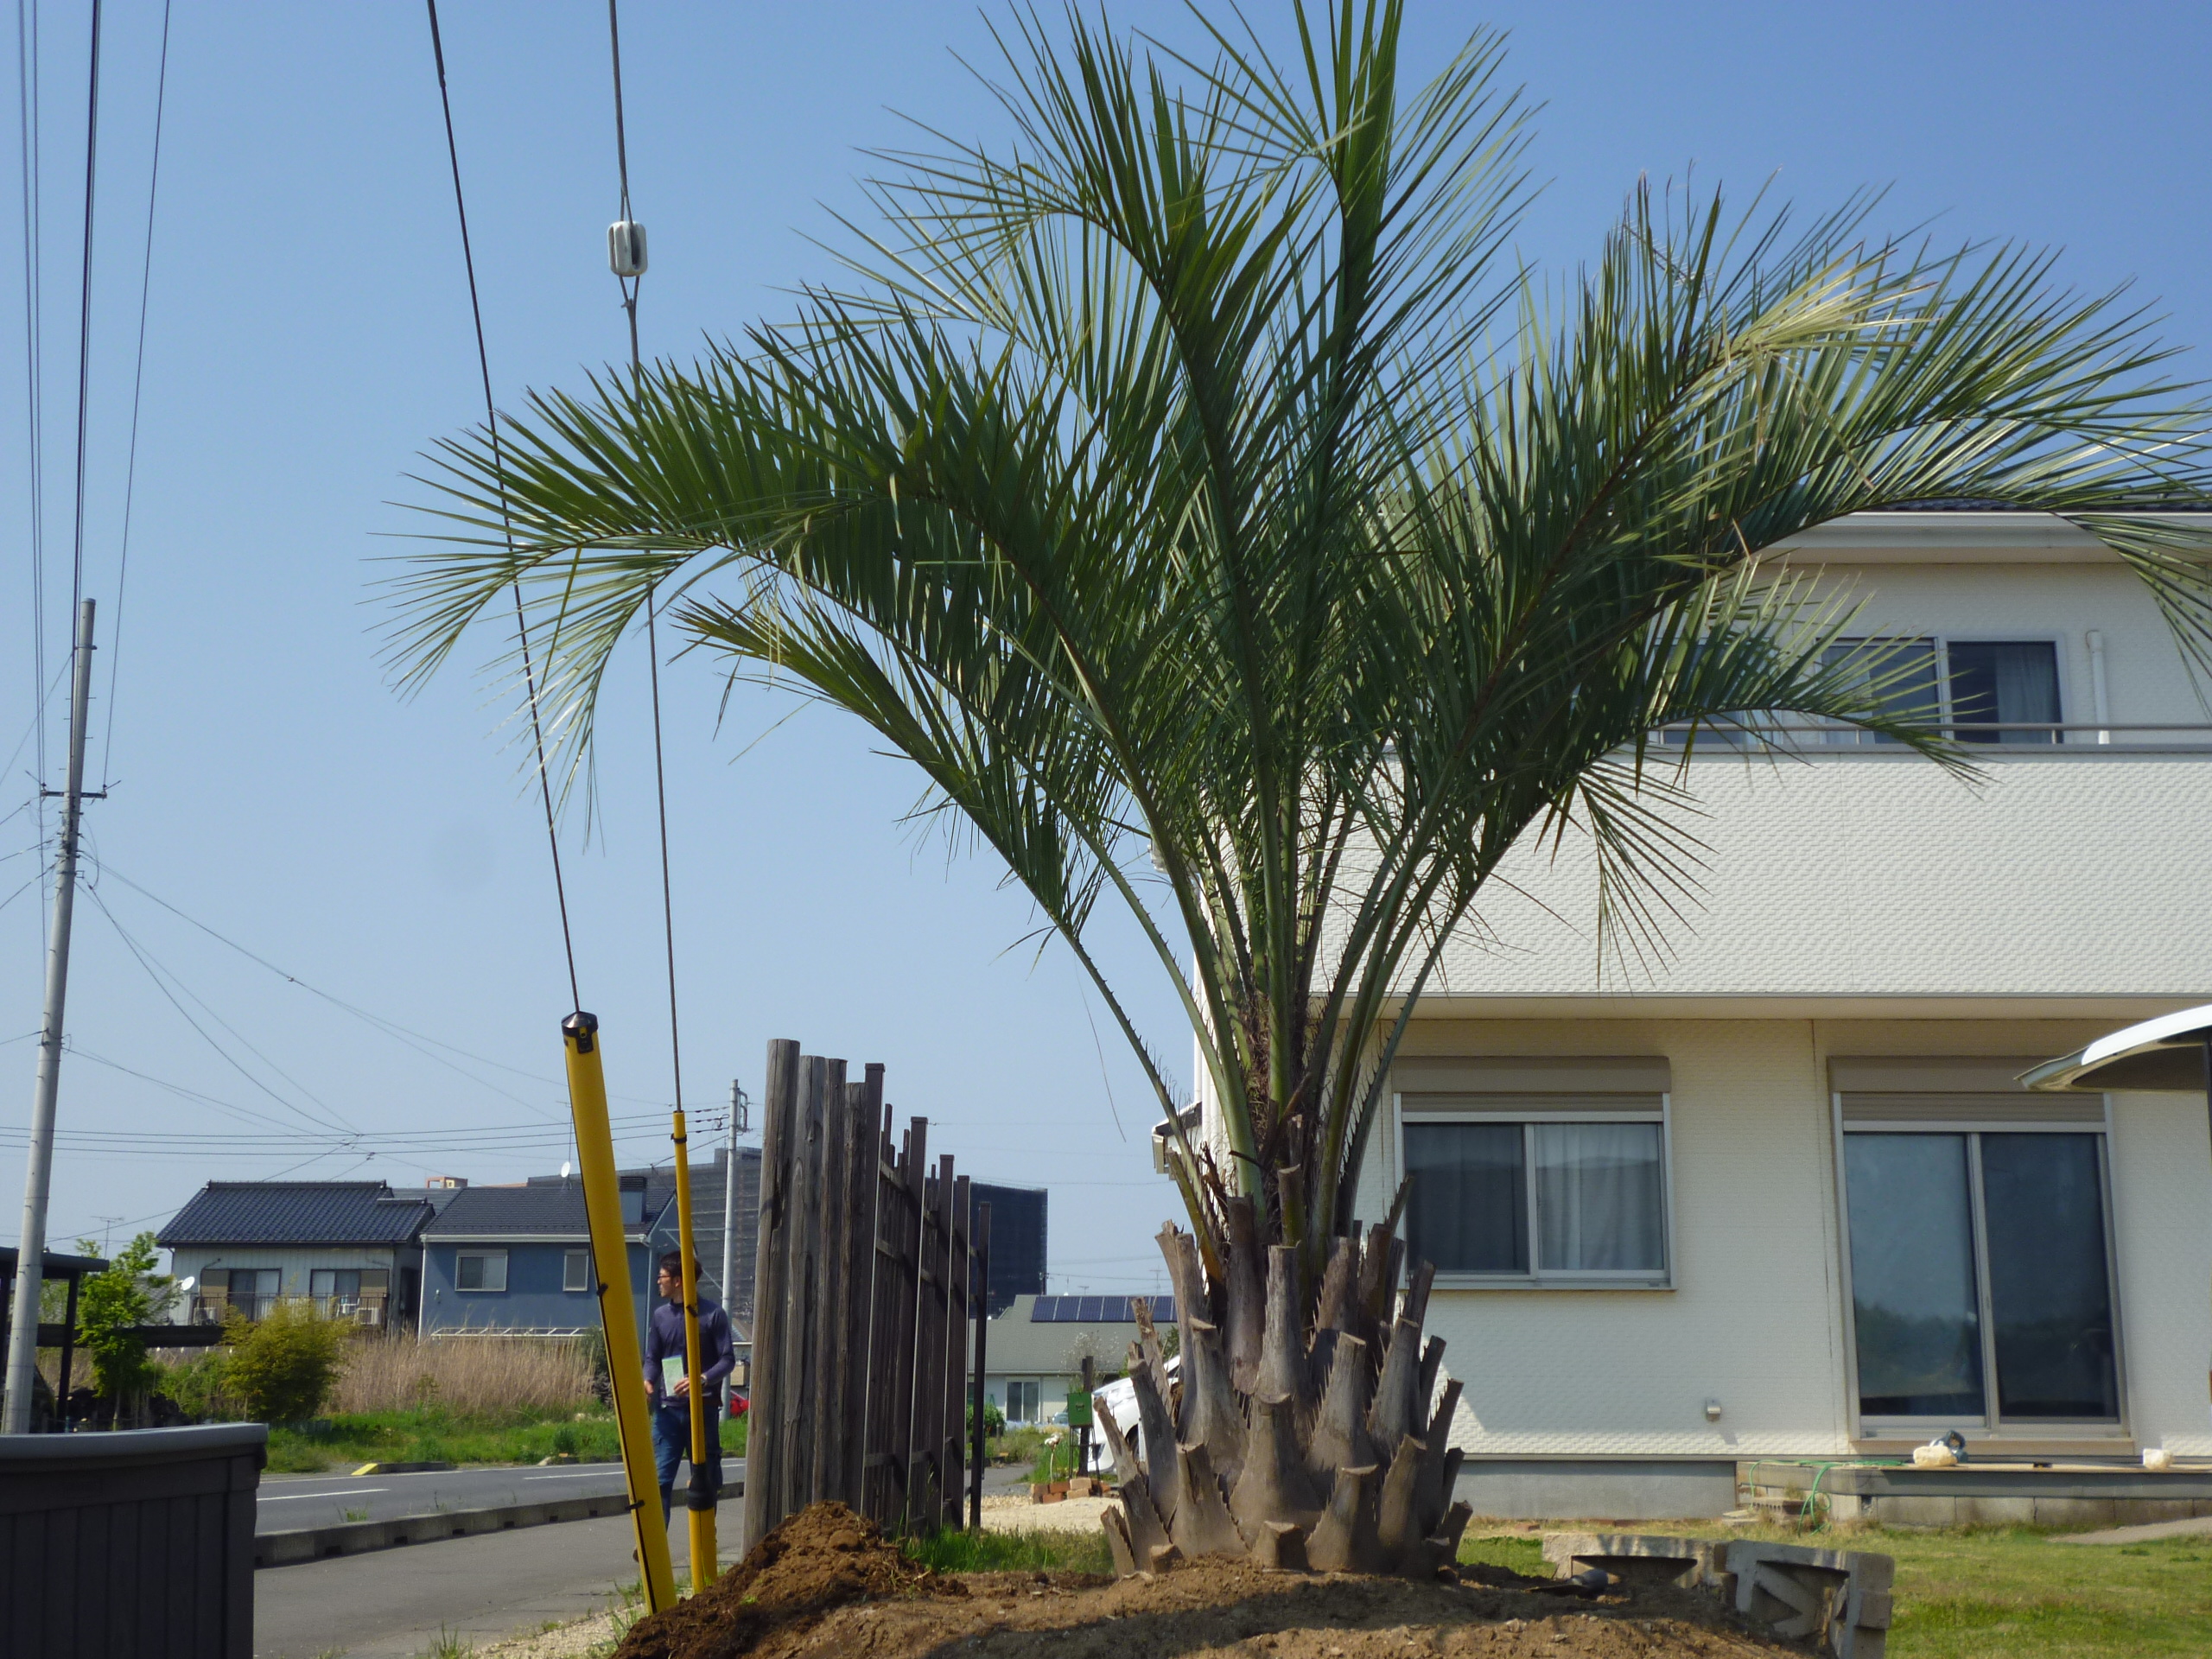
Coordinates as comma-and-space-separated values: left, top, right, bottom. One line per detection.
225, 1301, 350, 1423
966, 1398, 1006, 1437
154, 1350, 236, 1419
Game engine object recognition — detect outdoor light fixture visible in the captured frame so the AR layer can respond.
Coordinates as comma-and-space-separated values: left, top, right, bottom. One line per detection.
1704, 1399, 1723, 1422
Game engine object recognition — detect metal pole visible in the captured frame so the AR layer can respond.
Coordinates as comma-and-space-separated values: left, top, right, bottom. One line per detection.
3, 599, 96, 1434
563, 1013, 677, 1611
969, 1202, 990, 1530
671, 1108, 717, 1586
719, 1080, 741, 1401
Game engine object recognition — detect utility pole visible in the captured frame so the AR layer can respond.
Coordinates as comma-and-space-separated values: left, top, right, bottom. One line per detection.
718, 1078, 747, 1403
4, 599, 98, 1433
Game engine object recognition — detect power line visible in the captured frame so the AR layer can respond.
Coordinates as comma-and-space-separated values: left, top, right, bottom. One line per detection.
98, 0, 168, 790
423, 0, 581, 1013
85, 882, 359, 1138
86, 857, 671, 1113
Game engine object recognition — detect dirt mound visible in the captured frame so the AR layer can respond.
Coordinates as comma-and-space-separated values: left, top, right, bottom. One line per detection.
616, 1504, 1807, 1658
614, 1503, 966, 1659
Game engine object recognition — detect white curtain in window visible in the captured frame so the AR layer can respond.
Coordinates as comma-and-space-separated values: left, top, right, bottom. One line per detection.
1535, 1123, 1665, 1271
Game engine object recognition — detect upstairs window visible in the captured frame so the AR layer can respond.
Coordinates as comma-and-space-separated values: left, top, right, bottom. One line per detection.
1822, 639, 2062, 745
563, 1249, 592, 1293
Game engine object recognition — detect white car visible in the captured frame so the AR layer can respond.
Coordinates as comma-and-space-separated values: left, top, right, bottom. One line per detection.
1090, 1354, 1180, 1465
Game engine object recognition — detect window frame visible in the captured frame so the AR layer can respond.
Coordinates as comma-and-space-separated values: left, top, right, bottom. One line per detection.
1820, 635, 2068, 747
1831, 1092, 2130, 1440
1394, 1090, 1676, 1290
454, 1249, 510, 1294
563, 1249, 592, 1294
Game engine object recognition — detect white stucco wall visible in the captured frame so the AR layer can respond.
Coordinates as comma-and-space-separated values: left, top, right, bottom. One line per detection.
1412, 755, 2212, 1001
1356, 1015, 2212, 1460
2107, 1090, 2212, 1456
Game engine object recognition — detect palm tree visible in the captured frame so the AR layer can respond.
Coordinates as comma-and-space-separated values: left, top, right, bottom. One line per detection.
390, 3, 2212, 1571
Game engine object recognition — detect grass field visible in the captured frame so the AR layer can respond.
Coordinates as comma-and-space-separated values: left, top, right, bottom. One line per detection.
1462, 1521, 2212, 1659
264, 1406, 749, 1472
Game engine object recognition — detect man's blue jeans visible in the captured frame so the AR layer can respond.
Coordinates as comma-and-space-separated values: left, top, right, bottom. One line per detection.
651, 1394, 721, 1522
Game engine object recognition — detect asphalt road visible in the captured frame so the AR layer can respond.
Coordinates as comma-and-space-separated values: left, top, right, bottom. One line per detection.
253, 1504, 746, 1659
257, 1462, 737, 1533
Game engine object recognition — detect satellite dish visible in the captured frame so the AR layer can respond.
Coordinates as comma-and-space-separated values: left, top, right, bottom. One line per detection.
177, 1276, 195, 1293
561, 1161, 574, 1179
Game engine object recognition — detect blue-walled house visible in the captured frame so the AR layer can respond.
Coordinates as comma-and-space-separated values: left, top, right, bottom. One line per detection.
419, 1173, 677, 1338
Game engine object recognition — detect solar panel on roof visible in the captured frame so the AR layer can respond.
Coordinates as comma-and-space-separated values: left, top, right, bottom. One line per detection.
1027, 1293, 1177, 1323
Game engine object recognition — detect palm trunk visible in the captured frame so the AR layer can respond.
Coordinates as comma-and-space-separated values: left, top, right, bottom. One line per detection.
1101, 1222, 1470, 1578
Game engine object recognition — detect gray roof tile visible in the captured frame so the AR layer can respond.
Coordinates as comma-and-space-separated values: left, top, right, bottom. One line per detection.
156, 1182, 435, 1248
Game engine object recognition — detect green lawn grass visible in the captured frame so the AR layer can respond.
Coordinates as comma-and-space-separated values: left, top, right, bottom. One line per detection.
264, 1405, 749, 1472
1459, 1521, 2212, 1659
904, 1525, 1115, 1575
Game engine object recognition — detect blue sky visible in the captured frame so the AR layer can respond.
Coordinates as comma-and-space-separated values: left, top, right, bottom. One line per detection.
3, 2, 2207, 1290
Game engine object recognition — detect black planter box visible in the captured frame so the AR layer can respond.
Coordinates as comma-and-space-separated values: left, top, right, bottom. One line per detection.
0, 1423, 267, 1659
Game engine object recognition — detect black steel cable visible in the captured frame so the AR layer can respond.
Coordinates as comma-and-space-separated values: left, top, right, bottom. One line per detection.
423, 0, 581, 1010
64, 0, 96, 618
16, 0, 45, 791
98, 0, 168, 790
607, 0, 686, 1119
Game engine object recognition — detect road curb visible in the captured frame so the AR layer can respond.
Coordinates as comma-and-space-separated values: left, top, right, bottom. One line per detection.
254, 1480, 744, 1569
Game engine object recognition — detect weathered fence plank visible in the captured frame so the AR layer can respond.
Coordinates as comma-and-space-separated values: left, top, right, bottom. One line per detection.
745, 1046, 976, 1542
741, 1039, 799, 1552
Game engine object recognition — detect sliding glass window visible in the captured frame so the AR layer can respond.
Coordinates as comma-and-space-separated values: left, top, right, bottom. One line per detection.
1842, 1125, 2118, 1428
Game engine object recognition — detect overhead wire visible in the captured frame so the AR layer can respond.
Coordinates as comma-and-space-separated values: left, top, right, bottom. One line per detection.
83, 881, 360, 1138
97, 0, 168, 789
85, 856, 670, 1109
423, 0, 581, 1011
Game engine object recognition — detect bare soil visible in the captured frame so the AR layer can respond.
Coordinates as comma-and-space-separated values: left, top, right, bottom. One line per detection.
614, 1504, 1808, 1659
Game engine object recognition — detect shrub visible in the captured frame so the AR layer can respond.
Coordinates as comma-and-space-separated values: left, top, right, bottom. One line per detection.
224, 1301, 349, 1423
153, 1350, 236, 1420
966, 1398, 1005, 1437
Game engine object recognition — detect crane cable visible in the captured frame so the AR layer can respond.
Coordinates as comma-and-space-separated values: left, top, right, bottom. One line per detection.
63, 0, 97, 620
423, 0, 580, 1010
98, 0, 170, 790
605, 0, 686, 1124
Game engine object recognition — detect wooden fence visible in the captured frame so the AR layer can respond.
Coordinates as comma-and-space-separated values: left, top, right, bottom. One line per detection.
741, 1039, 976, 1547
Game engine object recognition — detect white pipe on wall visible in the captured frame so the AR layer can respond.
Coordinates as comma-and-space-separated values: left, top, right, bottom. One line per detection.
2087, 629, 2111, 744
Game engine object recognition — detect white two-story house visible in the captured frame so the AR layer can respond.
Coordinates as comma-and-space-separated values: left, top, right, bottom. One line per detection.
1206, 508, 2212, 1519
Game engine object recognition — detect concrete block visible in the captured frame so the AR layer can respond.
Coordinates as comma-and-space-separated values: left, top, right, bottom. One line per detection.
1953, 1495, 2036, 1527
1872, 1494, 1958, 1528
1541, 1531, 1719, 1589
1724, 1538, 1895, 1659
2032, 1497, 2119, 1529
1457, 1459, 1736, 1521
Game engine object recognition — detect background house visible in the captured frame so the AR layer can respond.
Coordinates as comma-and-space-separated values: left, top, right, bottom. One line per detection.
1196, 507, 2212, 1517
419, 1173, 675, 1338
981, 1294, 1172, 1426
157, 1180, 443, 1330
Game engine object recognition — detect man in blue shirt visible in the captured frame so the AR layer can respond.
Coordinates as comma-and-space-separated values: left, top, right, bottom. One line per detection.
643, 1250, 736, 1524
